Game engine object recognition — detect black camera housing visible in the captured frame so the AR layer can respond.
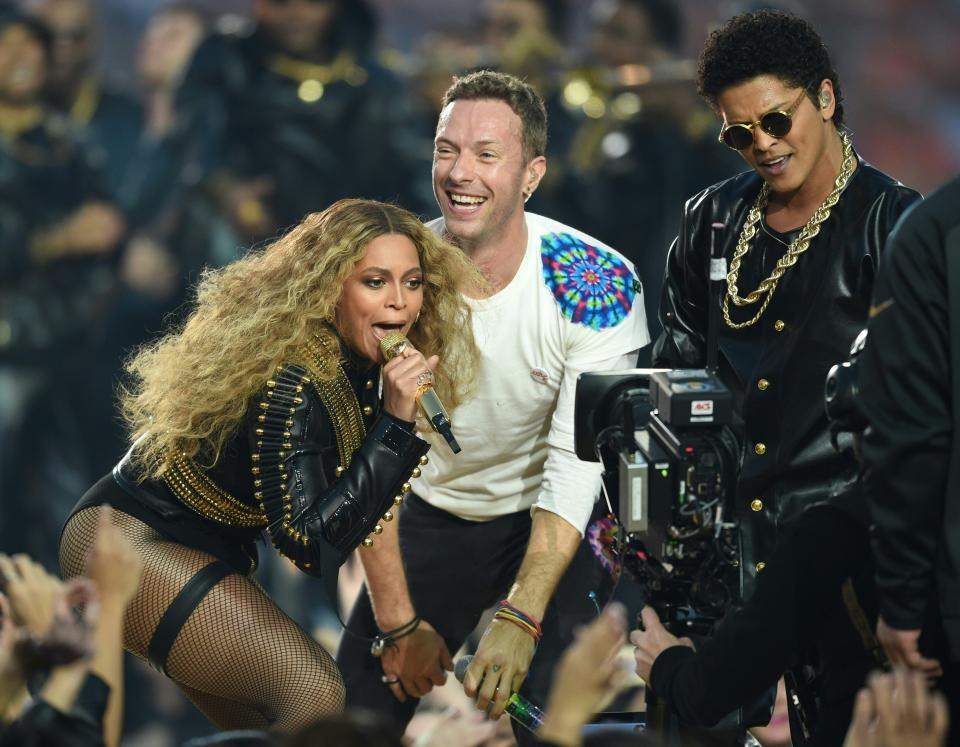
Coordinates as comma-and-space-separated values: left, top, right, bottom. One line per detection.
575, 368, 740, 636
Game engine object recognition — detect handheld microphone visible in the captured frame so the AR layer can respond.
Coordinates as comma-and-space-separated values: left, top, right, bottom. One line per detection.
379, 332, 461, 454
454, 655, 545, 733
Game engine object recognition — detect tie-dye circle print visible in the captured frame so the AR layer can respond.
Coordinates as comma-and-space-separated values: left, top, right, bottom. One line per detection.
540, 233, 636, 330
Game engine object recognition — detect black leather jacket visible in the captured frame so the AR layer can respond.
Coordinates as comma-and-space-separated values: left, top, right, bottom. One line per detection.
116, 345, 428, 580
652, 160, 920, 595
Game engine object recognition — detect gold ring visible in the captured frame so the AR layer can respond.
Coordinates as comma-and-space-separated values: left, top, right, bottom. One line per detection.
417, 371, 434, 387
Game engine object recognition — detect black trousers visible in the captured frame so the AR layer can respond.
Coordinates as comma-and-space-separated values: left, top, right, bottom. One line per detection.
336, 494, 613, 745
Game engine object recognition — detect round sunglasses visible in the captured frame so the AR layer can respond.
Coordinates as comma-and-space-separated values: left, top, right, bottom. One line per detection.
718, 89, 810, 151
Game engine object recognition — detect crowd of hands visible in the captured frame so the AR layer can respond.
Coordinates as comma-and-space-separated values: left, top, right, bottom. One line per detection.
0, 517, 949, 747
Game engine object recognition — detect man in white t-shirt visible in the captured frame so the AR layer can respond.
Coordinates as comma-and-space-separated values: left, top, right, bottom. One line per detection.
336, 71, 648, 742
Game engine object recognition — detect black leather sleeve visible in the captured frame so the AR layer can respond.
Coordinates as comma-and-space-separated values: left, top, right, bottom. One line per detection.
250, 363, 429, 577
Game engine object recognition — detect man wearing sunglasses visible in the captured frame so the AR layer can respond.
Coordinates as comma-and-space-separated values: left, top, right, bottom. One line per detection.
630, 9, 921, 745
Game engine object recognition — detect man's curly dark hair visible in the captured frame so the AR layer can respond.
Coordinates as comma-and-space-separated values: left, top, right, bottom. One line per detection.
697, 9, 844, 127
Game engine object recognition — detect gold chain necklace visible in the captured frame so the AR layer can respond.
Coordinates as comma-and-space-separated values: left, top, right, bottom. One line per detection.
723, 131, 856, 330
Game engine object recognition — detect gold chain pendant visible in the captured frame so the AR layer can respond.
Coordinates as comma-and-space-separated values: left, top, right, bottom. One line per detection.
722, 131, 857, 330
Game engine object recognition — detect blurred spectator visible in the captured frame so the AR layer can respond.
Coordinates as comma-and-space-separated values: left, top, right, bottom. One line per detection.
0, 8, 126, 569
284, 710, 403, 747
28, 0, 143, 199
535, 602, 629, 747
478, 0, 580, 220
550, 0, 741, 349
843, 669, 949, 747
0, 508, 142, 747
176, 0, 433, 249
107, 3, 211, 354
749, 678, 792, 747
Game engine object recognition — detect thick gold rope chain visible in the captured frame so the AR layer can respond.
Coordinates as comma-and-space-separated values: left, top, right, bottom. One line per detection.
723, 131, 856, 330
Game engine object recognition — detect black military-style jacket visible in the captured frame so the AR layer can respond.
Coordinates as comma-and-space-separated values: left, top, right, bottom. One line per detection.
652, 159, 920, 595
115, 342, 428, 582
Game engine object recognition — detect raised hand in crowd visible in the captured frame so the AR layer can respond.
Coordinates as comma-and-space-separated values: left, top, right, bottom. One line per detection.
0, 593, 25, 718
411, 706, 498, 747
0, 553, 99, 724
83, 506, 144, 747
536, 601, 629, 747
843, 669, 949, 747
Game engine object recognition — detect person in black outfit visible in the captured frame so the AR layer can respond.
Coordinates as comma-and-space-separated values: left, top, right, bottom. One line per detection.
58, 199, 481, 732
630, 11, 920, 745
859, 174, 960, 743
176, 0, 432, 246
30, 0, 143, 200
0, 8, 126, 569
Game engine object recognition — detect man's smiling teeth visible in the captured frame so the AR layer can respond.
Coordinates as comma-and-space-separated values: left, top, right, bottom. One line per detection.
450, 193, 486, 205
763, 156, 788, 166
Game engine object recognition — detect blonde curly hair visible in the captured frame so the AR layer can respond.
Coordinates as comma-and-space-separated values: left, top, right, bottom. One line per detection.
121, 199, 483, 479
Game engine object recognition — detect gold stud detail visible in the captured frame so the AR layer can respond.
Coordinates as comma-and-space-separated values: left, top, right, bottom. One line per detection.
365, 379, 374, 390
411, 467, 421, 479
335, 466, 345, 477
754, 443, 767, 456
750, 499, 763, 512
382, 511, 393, 522
393, 496, 404, 506
363, 405, 373, 416
251, 467, 261, 475
756, 561, 766, 572
757, 378, 770, 391
258, 414, 267, 423
259, 402, 270, 410
401, 483, 411, 494
362, 538, 374, 548
419, 455, 429, 466
773, 320, 785, 332
373, 524, 383, 534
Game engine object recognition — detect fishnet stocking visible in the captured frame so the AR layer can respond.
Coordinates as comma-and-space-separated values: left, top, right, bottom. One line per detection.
60, 506, 345, 731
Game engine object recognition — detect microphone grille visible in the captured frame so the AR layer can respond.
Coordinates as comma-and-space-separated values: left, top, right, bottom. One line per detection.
379, 332, 408, 361
453, 655, 473, 684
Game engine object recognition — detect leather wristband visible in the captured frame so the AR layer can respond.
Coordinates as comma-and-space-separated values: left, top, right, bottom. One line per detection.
370, 615, 421, 657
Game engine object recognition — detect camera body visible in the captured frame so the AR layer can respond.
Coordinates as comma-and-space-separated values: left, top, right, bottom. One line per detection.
575, 368, 741, 636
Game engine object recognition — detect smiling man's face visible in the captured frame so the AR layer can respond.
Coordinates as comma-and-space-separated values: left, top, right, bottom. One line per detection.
432, 98, 532, 250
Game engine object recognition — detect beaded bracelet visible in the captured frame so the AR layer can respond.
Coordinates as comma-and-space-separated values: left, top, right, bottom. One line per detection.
370, 615, 421, 657
493, 600, 542, 643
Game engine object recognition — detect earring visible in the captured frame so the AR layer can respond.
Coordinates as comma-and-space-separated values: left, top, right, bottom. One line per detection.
415, 311, 421, 324
523, 191, 533, 204
819, 92, 831, 108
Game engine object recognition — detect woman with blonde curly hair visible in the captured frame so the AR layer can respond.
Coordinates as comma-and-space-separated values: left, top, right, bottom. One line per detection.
58, 198, 481, 732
